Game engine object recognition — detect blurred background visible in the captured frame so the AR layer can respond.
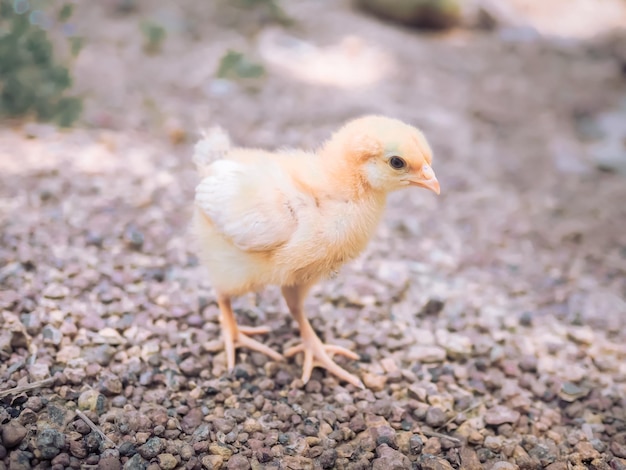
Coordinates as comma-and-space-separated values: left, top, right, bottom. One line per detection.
1, 2, 626, 467
2, 0, 626, 152
2, 0, 624, 305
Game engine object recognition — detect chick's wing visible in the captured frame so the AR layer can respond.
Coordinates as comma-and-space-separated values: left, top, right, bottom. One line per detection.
195, 159, 300, 252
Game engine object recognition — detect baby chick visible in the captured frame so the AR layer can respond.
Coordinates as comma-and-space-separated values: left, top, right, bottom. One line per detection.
192, 116, 440, 388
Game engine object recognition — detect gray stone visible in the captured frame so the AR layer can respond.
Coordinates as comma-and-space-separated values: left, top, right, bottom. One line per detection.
35, 428, 65, 460
2, 421, 28, 448
138, 437, 164, 460
42, 325, 62, 345
409, 434, 423, 455
82, 345, 116, 366
9, 449, 32, 470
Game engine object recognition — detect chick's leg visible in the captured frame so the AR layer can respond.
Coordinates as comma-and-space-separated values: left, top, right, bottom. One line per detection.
281, 285, 364, 389
217, 295, 283, 371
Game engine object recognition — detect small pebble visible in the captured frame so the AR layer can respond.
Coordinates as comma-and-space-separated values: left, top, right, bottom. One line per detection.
156, 453, 177, 470
491, 462, 518, 470
201, 455, 223, 470
484, 435, 504, 452
409, 435, 424, 455
98, 455, 122, 470
36, 428, 65, 460
124, 454, 148, 470
1, 421, 27, 448
419, 454, 454, 470
42, 325, 62, 345
209, 442, 233, 459
372, 444, 411, 469
459, 447, 483, 470
370, 425, 398, 449
408, 345, 446, 363
226, 454, 250, 470
485, 406, 521, 426
138, 437, 164, 460
9, 449, 34, 470
425, 407, 447, 427
362, 372, 387, 391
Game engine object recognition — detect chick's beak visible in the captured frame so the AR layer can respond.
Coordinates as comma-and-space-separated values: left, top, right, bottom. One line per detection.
409, 175, 440, 195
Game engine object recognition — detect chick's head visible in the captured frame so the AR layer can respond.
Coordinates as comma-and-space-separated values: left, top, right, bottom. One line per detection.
328, 115, 440, 195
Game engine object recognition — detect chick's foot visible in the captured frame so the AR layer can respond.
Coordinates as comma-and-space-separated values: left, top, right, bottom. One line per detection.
221, 323, 283, 371
285, 335, 364, 389
218, 296, 282, 371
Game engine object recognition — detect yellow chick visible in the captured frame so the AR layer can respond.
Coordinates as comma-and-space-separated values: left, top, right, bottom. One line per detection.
192, 116, 440, 388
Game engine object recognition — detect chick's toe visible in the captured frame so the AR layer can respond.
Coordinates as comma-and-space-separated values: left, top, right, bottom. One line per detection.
285, 337, 364, 389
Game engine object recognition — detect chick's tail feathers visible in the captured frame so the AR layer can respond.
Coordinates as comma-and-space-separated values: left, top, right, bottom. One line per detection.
192, 126, 231, 174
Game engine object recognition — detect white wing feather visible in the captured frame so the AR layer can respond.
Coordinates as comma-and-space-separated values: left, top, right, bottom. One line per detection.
195, 160, 299, 252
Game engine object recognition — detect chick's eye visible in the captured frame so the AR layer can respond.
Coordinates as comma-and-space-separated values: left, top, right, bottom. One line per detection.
389, 156, 406, 170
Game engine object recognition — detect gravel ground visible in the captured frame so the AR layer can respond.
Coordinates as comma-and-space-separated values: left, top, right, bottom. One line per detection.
1, 1, 626, 469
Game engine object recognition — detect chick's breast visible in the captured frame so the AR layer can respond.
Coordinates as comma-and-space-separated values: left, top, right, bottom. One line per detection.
192, 156, 319, 293
193, 150, 387, 294
275, 196, 385, 283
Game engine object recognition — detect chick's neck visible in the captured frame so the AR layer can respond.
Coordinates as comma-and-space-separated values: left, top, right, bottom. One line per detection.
316, 139, 386, 204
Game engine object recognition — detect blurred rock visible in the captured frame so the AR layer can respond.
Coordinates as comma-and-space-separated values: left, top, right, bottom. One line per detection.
104, 0, 137, 14
2, 312, 31, 351
82, 345, 116, 367
356, 0, 462, 29
227, 454, 251, 469
558, 382, 590, 402
42, 284, 69, 299
463, 0, 527, 30
485, 406, 520, 426
362, 372, 388, 391
585, 99, 626, 175
460, 447, 483, 469
425, 407, 446, 427
491, 462, 518, 470
28, 363, 50, 381
372, 444, 411, 469
42, 325, 62, 346
408, 345, 446, 363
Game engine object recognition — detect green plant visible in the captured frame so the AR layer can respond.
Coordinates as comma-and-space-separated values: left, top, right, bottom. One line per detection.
217, 50, 265, 80
140, 20, 166, 55
0, 0, 82, 127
